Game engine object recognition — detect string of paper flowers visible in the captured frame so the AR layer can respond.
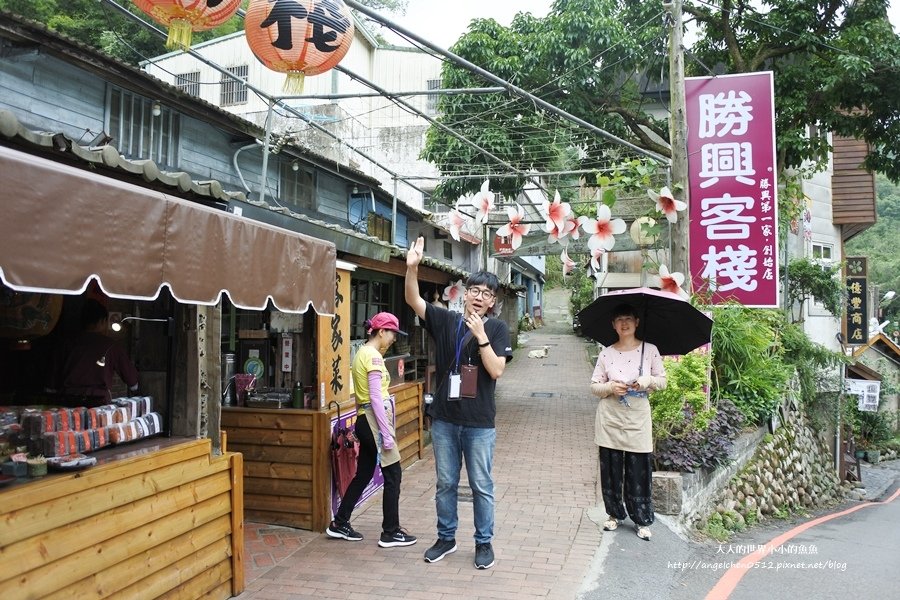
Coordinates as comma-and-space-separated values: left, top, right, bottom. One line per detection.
445, 180, 691, 297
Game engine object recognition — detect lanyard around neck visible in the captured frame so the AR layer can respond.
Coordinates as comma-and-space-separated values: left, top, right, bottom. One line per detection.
454, 316, 469, 372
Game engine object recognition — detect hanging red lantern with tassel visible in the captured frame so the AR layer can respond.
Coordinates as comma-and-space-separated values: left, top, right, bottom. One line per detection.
133, 0, 242, 50
245, 0, 355, 93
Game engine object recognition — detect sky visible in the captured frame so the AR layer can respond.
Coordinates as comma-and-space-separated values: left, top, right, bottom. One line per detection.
376, 0, 900, 50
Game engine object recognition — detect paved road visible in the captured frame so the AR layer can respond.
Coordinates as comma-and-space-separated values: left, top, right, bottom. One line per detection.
578, 459, 900, 600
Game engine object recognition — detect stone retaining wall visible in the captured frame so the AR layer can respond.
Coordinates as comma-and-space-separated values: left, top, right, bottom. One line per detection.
652, 397, 843, 532
699, 405, 841, 530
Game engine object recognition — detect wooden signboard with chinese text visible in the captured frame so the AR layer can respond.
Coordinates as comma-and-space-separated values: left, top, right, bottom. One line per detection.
316, 266, 352, 408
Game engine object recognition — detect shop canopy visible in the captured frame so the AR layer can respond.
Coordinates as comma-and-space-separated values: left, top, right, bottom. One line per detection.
0, 145, 335, 315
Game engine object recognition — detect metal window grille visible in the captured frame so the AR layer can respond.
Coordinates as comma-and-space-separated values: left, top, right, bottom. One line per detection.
426, 78, 441, 114
350, 276, 391, 340
443, 241, 453, 260
107, 87, 179, 168
175, 71, 200, 97
221, 65, 248, 106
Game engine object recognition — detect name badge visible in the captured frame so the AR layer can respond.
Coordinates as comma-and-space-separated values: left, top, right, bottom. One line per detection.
448, 374, 461, 400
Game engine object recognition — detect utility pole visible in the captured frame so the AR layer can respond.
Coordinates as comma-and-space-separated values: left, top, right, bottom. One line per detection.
666, 0, 690, 279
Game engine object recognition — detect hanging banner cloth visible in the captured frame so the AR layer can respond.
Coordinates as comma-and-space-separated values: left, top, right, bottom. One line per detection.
0, 145, 335, 315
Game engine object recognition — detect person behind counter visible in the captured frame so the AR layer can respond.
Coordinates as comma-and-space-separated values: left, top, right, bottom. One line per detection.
52, 299, 139, 406
326, 312, 417, 548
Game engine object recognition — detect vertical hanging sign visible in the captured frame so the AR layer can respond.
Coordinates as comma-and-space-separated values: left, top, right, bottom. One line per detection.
845, 256, 868, 345
686, 72, 778, 307
317, 265, 352, 407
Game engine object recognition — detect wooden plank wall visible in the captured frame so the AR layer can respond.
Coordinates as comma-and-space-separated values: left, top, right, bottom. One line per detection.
831, 135, 876, 237
223, 381, 423, 532
0, 439, 244, 600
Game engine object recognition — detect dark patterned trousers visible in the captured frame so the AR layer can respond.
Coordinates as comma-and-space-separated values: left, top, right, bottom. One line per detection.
599, 446, 655, 527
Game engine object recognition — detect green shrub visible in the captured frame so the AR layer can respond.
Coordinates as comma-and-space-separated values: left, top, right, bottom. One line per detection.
651, 353, 712, 441
710, 305, 790, 425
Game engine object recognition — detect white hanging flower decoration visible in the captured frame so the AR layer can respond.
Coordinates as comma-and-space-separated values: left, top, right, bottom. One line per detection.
658, 264, 690, 299
472, 179, 494, 226
496, 203, 531, 250
582, 204, 626, 252
649, 186, 687, 224
561, 247, 576, 278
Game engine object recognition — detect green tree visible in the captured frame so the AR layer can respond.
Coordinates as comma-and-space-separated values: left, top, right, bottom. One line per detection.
421, 0, 900, 202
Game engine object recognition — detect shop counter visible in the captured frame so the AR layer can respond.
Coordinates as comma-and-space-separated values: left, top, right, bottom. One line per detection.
0, 437, 245, 599
222, 381, 423, 531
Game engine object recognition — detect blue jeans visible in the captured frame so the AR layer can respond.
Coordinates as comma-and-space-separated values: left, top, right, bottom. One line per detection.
430, 418, 496, 544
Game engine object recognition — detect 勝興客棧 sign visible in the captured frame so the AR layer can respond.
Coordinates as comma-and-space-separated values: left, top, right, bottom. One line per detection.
686, 72, 779, 307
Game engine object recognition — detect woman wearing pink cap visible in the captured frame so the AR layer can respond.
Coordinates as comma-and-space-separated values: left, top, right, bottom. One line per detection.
326, 312, 417, 548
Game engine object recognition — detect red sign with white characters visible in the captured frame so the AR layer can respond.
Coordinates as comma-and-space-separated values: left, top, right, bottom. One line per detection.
686, 72, 779, 307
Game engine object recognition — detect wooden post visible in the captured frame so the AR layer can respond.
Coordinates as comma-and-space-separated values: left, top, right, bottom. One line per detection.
666, 0, 691, 280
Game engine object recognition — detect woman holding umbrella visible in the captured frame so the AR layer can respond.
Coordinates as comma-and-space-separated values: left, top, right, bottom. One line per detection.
326, 312, 417, 548
589, 303, 667, 541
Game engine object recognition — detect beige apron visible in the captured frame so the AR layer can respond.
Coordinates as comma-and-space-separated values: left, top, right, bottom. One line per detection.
363, 395, 401, 467
594, 393, 653, 453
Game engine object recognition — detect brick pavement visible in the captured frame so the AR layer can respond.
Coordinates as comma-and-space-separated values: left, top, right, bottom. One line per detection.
236, 288, 604, 599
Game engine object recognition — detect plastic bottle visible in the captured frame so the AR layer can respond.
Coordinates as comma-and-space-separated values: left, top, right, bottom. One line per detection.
292, 380, 303, 409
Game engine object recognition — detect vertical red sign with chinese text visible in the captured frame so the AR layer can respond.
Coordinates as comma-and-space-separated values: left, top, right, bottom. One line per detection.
686, 72, 779, 307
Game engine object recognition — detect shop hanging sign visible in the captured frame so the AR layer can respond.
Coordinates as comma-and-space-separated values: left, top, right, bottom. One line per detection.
686, 72, 778, 307
845, 276, 868, 345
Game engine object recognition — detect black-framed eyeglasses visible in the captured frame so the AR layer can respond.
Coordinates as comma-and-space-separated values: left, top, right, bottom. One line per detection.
466, 287, 496, 300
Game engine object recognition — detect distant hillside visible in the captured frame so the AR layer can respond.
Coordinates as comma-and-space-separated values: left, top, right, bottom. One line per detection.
845, 175, 900, 329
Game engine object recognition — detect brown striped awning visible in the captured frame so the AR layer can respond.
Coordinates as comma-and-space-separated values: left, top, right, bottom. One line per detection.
0, 145, 335, 315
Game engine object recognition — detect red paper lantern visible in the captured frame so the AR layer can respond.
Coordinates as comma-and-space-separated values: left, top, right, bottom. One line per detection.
133, 0, 241, 50
245, 0, 355, 93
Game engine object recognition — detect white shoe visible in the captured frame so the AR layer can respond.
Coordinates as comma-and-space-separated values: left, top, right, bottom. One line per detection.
602, 516, 619, 531
636, 526, 651, 541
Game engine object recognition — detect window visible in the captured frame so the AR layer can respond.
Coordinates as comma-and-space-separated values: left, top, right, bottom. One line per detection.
107, 87, 179, 168
811, 242, 833, 262
175, 71, 200, 97
280, 160, 316, 210
221, 65, 248, 106
426, 78, 441, 114
443, 241, 453, 260
350, 272, 392, 340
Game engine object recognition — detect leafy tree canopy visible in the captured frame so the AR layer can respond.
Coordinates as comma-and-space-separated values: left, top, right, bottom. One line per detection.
421, 0, 900, 202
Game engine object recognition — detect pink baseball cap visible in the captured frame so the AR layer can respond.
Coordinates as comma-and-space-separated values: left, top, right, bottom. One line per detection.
367, 312, 407, 335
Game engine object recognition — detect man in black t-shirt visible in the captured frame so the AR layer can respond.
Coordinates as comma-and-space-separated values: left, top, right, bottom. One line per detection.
405, 236, 513, 570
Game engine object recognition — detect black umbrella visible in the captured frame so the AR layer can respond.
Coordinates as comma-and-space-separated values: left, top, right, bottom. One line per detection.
577, 287, 712, 356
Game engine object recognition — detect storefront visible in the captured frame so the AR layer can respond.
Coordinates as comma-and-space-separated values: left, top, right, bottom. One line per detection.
0, 144, 335, 598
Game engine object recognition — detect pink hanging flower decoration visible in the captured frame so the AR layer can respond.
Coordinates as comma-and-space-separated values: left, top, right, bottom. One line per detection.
658, 264, 690, 299
582, 204, 626, 252
568, 215, 586, 240
472, 179, 494, 226
541, 190, 571, 234
543, 213, 577, 244
447, 195, 470, 242
589, 247, 605, 273
443, 279, 466, 302
496, 203, 531, 250
649, 186, 687, 224
561, 247, 576, 278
